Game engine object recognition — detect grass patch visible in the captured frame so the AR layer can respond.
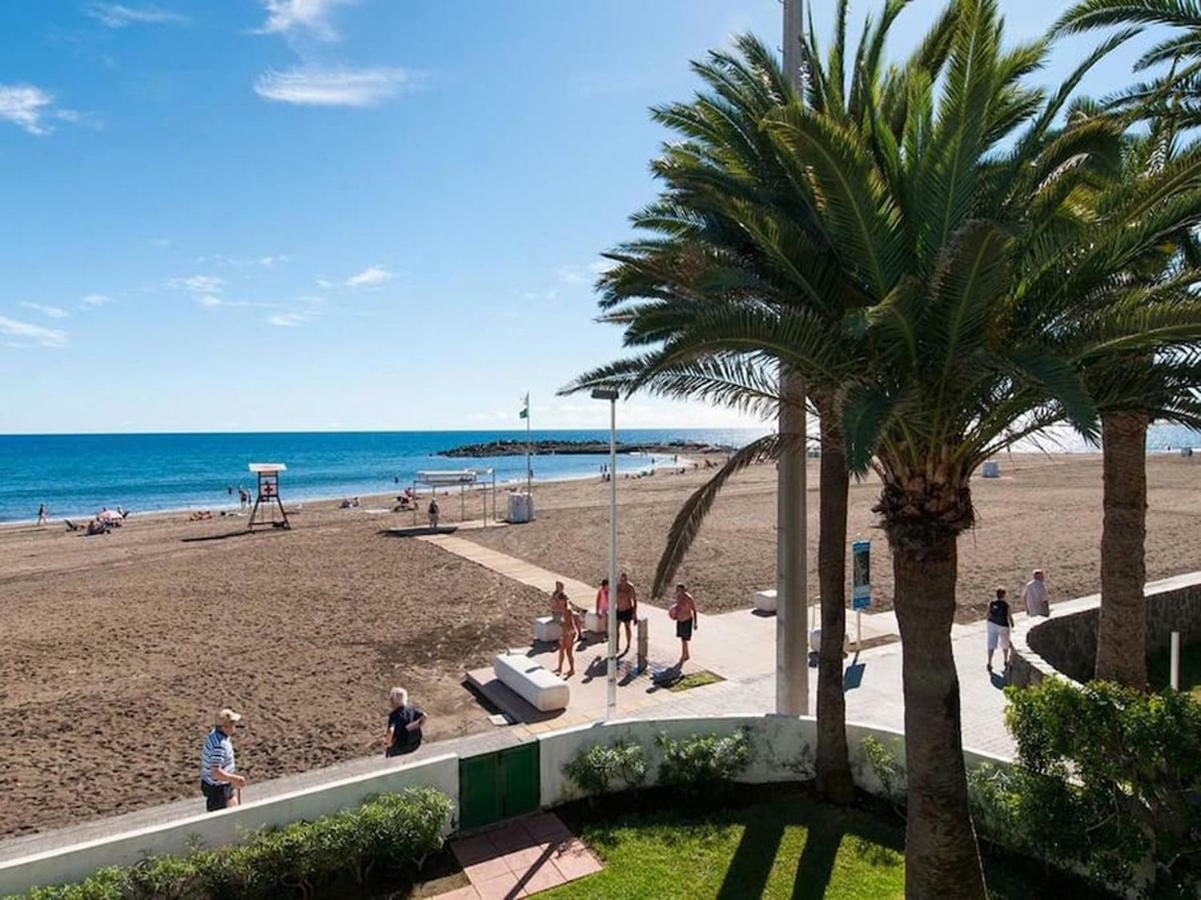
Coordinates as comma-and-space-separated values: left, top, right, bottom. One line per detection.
1148, 640, 1201, 700
541, 785, 1108, 900
666, 670, 725, 692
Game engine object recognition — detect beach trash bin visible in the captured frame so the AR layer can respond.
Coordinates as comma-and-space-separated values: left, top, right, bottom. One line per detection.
753, 589, 777, 613
982, 461, 1000, 478
532, 616, 562, 643
507, 491, 535, 523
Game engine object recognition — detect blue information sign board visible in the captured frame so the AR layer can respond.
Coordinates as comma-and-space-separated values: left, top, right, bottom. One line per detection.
851, 539, 871, 610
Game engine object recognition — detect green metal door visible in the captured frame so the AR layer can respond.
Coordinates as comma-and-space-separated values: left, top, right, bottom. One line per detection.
499, 742, 539, 819
459, 753, 502, 829
458, 741, 540, 829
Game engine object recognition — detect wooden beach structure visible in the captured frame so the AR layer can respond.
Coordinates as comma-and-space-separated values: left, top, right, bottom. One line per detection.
247, 463, 290, 530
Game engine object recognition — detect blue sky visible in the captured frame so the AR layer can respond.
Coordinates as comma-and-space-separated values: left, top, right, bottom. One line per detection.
0, 1, 1171, 433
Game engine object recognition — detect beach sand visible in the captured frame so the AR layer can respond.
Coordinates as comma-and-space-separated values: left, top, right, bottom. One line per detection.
2, 452, 1200, 838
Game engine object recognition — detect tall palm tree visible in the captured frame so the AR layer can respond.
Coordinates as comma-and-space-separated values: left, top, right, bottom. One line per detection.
567, 29, 870, 804
1040, 120, 1201, 686
570, 1, 1201, 893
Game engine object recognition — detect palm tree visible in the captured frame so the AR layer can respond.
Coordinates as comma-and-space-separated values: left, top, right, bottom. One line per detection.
566, 30, 870, 804
1037, 120, 1201, 686
569, 1, 1201, 893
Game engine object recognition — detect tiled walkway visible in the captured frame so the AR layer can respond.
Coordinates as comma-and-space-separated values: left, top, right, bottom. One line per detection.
443, 812, 601, 899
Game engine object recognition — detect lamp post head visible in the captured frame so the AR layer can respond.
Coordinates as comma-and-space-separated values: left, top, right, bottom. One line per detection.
590, 388, 619, 401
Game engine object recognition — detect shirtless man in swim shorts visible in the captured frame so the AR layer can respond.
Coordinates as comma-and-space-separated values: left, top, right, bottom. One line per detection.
616, 572, 638, 655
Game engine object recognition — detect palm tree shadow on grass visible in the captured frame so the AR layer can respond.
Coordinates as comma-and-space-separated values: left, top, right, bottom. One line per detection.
714, 799, 903, 900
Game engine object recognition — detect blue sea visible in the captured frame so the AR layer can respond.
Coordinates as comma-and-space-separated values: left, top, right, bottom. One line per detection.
0, 429, 764, 524
3, 424, 1197, 525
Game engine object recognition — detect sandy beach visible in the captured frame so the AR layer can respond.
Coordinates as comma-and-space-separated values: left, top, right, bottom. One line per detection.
3, 451, 1200, 838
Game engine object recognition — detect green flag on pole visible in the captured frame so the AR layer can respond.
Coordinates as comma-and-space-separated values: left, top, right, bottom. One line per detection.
519, 393, 529, 419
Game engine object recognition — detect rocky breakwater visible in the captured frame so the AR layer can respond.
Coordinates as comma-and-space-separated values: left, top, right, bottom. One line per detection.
438, 439, 727, 458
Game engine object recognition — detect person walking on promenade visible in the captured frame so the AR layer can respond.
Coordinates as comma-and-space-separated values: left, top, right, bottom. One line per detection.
385, 687, 427, 757
1021, 569, 1049, 617
595, 578, 609, 616
672, 583, 697, 668
986, 588, 1015, 672
200, 708, 246, 812
550, 581, 576, 677
37, 503, 46, 526
615, 572, 638, 654
428, 497, 440, 528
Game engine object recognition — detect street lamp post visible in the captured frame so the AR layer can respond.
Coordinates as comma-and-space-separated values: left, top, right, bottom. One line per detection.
592, 387, 620, 718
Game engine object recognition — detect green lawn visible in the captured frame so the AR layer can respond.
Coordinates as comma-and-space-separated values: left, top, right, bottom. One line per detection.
542, 787, 1104, 900
1149, 641, 1201, 700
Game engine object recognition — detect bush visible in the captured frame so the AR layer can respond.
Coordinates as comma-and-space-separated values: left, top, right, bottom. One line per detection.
655, 728, 753, 794
969, 679, 1201, 898
13, 788, 453, 900
859, 735, 904, 813
564, 740, 648, 797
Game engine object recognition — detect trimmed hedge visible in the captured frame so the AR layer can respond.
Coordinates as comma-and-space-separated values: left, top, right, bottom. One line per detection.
13, 787, 452, 900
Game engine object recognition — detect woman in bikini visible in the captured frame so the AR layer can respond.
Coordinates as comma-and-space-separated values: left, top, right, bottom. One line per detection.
672, 583, 698, 668
550, 581, 575, 677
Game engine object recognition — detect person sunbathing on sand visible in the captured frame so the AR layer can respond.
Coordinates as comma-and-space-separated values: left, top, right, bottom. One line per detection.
189, 510, 213, 521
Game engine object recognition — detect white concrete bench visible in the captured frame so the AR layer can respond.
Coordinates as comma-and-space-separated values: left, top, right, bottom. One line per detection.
532, 616, 562, 643
753, 589, 777, 613
493, 653, 569, 711
583, 611, 608, 634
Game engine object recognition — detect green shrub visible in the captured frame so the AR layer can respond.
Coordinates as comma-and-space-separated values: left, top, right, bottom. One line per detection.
564, 740, 648, 797
969, 679, 1201, 898
859, 735, 904, 812
655, 728, 753, 793
11, 788, 453, 900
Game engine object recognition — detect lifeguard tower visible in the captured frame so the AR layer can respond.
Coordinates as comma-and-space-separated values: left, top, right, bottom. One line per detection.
247, 463, 290, 530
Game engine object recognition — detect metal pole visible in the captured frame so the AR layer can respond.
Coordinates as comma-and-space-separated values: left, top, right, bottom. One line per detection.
775, 0, 810, 718
607, 398, 619, 717
525, 399, 533, 497
1171, 631, 1181, 691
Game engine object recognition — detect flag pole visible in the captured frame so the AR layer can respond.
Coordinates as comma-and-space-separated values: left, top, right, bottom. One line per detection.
525, 393, 532, 496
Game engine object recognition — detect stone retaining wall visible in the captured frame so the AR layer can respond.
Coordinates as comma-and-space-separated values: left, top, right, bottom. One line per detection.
1010, 572, 1201, 688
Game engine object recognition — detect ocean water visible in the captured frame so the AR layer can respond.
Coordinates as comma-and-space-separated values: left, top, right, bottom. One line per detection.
4, 424, 1197, 524
0, 428, 763, 523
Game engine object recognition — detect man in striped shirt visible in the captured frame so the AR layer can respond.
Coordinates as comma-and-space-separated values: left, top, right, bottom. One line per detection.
200, 708, 247, 811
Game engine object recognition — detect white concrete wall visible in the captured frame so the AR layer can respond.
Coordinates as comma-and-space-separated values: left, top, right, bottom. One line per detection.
0, 753, 459, 898
3, 715, 1019, 897
537, 714, 1009, 808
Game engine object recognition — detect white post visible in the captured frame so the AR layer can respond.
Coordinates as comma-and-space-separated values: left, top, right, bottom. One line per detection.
775, 0, 809, 718
1171, 631, 1181, 691
857, 608, 862, 654
607, 397, 619, 717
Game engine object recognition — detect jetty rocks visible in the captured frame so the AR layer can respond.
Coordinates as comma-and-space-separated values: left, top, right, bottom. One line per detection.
438, 439, 729, 458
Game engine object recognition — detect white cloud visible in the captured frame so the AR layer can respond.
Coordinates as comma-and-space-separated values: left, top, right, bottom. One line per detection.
86, 3, 189, 27
266, 310, 315, 327
196, 295, 231, 308
20, 302, 69, 319
258, 254, 289, 267
558, 266, 587, 285
345, 265, 392, 287
255, 0, 354, 41
81, 293, 111, 307
254, 66, 413, 107
168, 274, 224, 293
523, 289, 558, 302
0, 84, 78, 136
0, 316, 67, 347
315, 276, 334, 289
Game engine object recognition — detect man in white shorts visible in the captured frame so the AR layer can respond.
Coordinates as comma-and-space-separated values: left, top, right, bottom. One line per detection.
986, 587, 1014, 672
1021, 569, 1049, 617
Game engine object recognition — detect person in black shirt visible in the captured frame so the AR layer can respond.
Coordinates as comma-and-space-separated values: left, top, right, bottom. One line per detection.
385, 687, 427, 757
985, 587, 1015, 672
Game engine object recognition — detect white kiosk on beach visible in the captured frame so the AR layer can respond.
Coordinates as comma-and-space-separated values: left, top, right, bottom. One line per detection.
247, 463, 290, 530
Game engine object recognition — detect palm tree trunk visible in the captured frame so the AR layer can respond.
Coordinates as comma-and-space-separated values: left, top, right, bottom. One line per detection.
892, 532, 986, 899
1095, 412, 1149, 687
815, 396, 853, 804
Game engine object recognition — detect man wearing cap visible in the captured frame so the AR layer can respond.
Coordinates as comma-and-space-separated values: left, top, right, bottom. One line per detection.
200, 708, 247, 812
